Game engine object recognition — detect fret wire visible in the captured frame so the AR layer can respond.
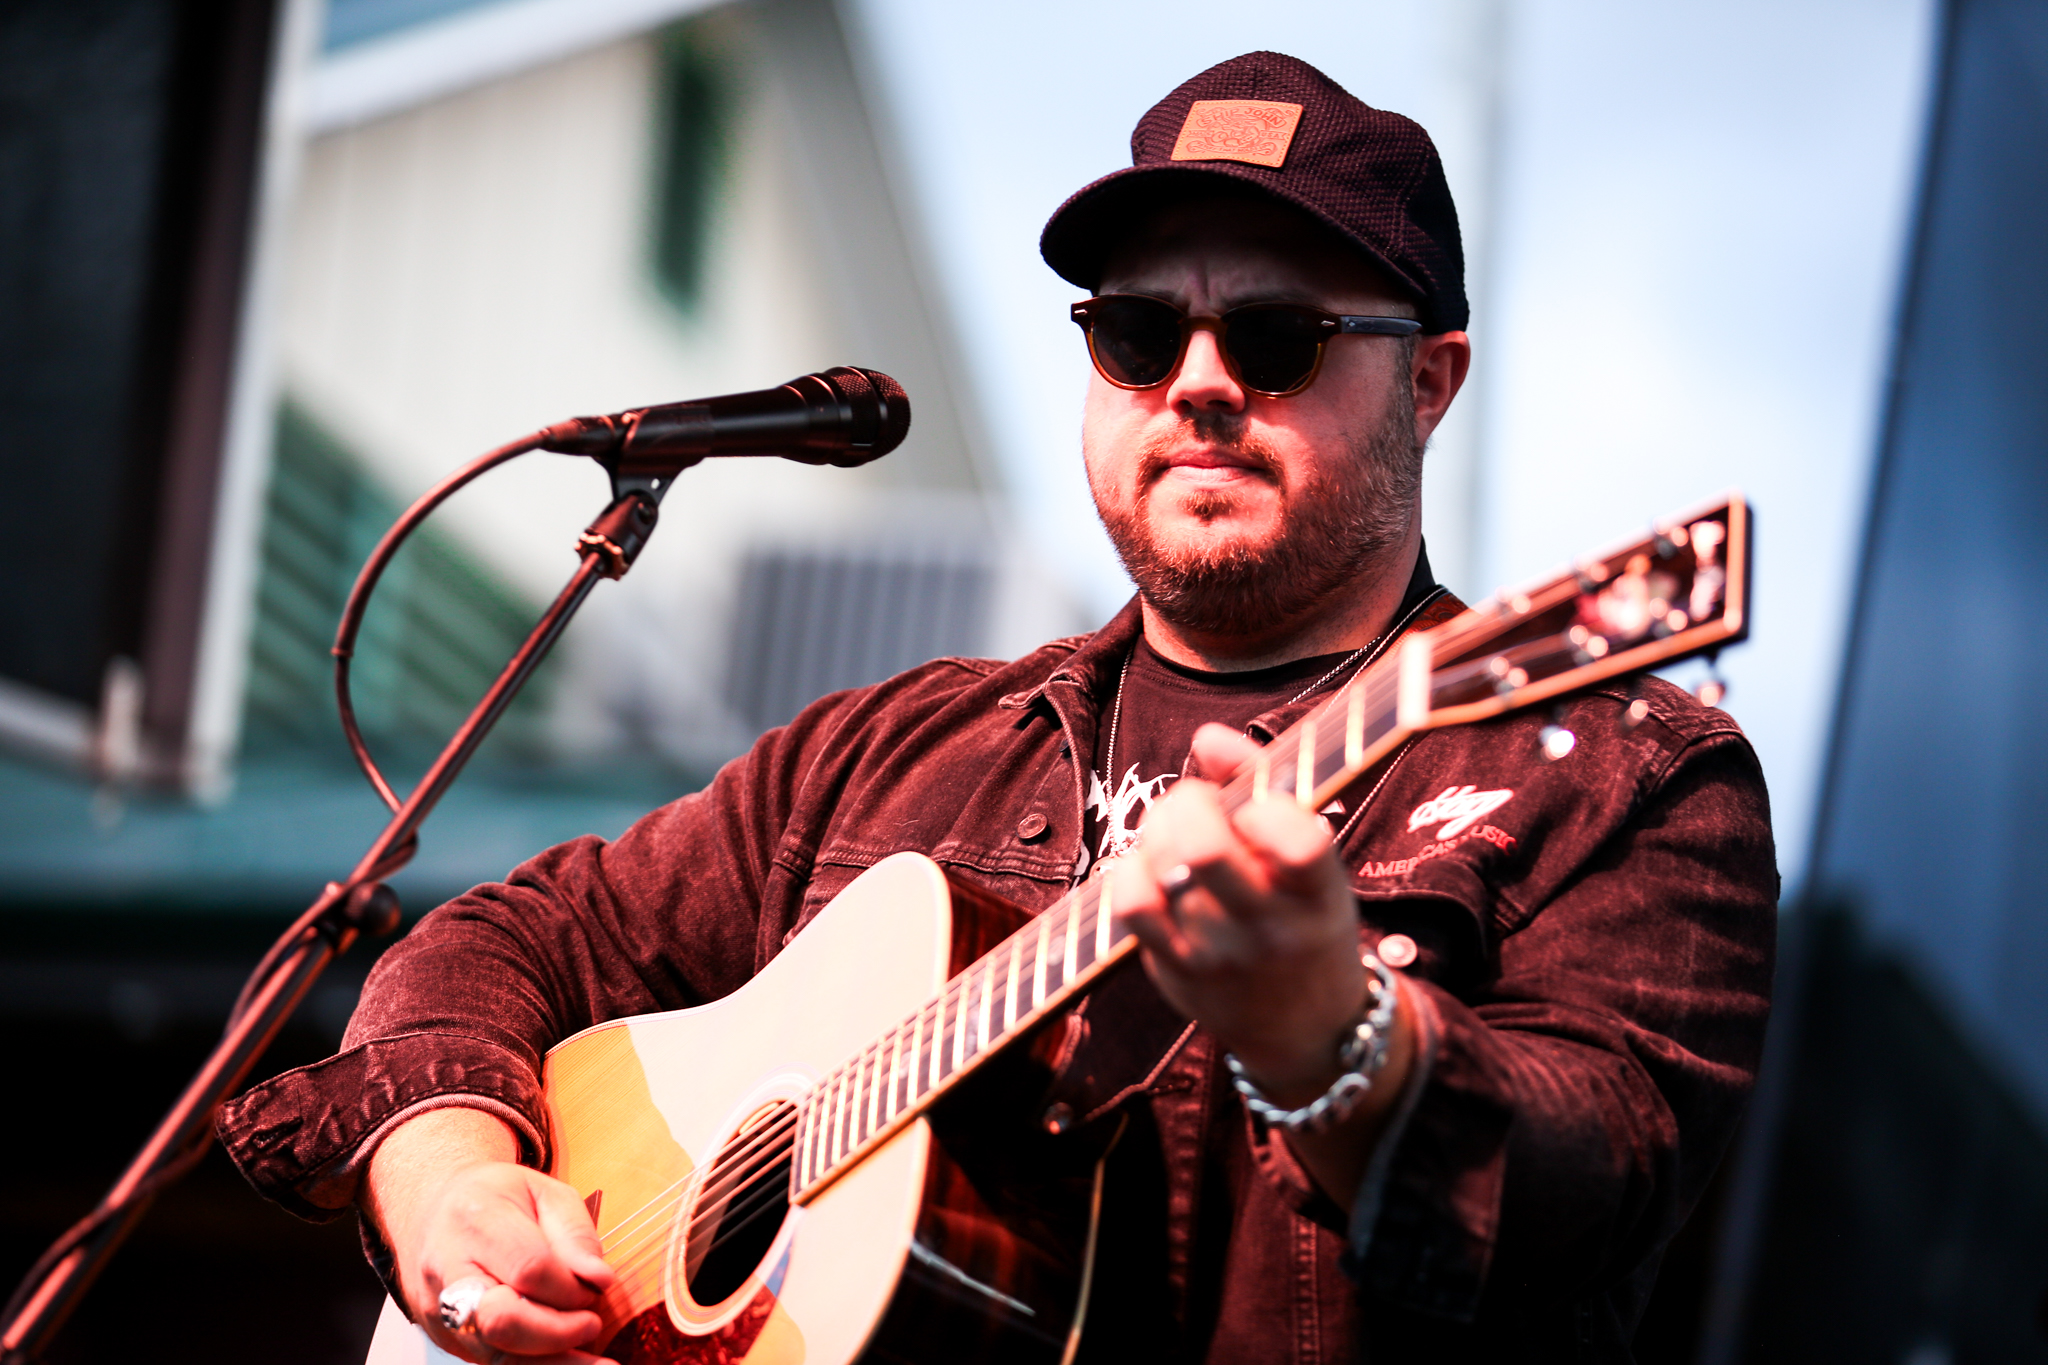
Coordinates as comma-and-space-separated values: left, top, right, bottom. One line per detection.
798, 1094, 815, 1187
1297, 719, 1316, 802
856, 1049, 872, 1145
838, 1057, 856, 1155
1095, 880, 1113, 960
838, 1063, 856, 1160
887, 1024, 903, 1121
892, 1019, 909, 1113
864, 1041, 881, 1139
806, 1072, 823, 1170
921, 998, 937, 1096
812, 1090, 827, 1183
845, 1053, 863, 1152
795, 1094, 808, 1187
910, 1003, 926, 1103
1004, 936, 1021, 1033
977, 961, 994, 1051
1063, 904, 1079, 982
827, 1070, 847, 1165
1033, 914, 1050, 1009
840, 1053, 858, 1154
1346, 684, 1366, 769
948, 981, 966, 1073
812, 1089, 827, 1184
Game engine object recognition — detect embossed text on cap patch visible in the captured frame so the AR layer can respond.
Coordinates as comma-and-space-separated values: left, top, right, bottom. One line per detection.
1169, 100, 1305, 169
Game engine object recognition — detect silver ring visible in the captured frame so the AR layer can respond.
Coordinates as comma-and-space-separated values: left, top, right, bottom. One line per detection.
1160, 863, 1195, 900
438, 1275, 493, 1335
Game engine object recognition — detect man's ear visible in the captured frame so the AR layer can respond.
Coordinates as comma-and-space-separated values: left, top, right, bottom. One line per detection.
1412, 331, 1471, 446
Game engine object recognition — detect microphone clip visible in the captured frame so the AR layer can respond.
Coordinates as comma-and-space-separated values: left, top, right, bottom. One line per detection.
577, 485, 662, 579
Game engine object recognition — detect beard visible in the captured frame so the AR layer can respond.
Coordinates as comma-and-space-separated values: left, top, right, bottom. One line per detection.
1089, 395, 1423, 638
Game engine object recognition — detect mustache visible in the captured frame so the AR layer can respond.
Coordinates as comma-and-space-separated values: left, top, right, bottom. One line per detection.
1133, 412, 1283, 484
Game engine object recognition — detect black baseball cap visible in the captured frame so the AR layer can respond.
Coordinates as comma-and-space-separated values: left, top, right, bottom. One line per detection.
1040, 51, 1468, 334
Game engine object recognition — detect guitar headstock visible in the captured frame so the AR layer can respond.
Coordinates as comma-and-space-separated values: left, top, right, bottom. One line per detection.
1401, 493, 1750, 730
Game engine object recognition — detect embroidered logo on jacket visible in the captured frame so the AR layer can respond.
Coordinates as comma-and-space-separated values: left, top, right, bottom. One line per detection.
1360, 825, 1516, 879
1407, 784, 1515, 841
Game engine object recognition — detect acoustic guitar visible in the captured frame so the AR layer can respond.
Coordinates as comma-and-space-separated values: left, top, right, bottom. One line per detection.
365, 495, 1750, 1365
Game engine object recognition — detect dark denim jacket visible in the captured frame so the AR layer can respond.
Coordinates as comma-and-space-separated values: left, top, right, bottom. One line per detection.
219, 594, 1776, 1363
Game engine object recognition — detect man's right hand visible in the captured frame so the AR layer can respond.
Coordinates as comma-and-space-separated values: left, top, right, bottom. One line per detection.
365, 1107, 618, 1365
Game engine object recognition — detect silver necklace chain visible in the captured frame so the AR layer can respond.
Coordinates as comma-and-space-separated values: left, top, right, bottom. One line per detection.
1096, 586, 1449, 807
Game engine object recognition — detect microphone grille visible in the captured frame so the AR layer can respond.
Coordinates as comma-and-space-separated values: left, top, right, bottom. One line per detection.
833, 366, 910, 457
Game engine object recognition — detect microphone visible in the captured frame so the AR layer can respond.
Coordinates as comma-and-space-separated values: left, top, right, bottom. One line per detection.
538, 366, 910, 475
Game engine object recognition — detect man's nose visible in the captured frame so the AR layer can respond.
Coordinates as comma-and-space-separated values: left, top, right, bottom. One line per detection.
1165, 324, 1246, 415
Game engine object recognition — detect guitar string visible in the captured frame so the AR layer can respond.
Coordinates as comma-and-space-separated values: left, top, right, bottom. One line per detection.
595, 1118, 801, 1286
574, 573, 1726, 1290
588, 1110, 800, 1277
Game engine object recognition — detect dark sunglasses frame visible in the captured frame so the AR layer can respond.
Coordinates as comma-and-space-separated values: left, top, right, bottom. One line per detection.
1070, 294, 1423, 398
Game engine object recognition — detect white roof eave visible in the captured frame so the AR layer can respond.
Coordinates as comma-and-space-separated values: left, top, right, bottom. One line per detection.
306, 0, 727, 134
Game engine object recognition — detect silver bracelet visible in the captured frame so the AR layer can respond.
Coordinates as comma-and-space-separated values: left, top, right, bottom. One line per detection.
1225, 952, 1401, 1135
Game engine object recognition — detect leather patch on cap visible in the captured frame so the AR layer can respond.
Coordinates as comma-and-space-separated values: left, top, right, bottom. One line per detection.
1169, 100, 1304, 169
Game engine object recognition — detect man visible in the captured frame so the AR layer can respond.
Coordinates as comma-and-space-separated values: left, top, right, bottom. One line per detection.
222, 52, 1775, 1363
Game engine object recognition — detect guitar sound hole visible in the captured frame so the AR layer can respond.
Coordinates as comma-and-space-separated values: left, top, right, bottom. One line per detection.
683, 1101, 797, 1308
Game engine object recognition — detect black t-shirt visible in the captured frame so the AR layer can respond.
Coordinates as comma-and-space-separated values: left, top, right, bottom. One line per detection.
1080, 548, 1444, 879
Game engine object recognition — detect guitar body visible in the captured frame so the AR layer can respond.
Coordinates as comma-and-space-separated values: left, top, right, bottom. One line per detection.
366, 852, 1108, 1365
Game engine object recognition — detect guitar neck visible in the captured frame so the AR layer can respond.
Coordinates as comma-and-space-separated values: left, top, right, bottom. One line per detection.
791, 494, 1750, 1203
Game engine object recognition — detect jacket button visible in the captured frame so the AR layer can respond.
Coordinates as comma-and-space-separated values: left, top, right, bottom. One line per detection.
1377, 933, 1418, 968
1016, 812, 1049, 841
1042, 1102, 1075, 1135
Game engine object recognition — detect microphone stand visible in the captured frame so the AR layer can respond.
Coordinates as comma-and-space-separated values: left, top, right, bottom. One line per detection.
0, 474, 668, 1363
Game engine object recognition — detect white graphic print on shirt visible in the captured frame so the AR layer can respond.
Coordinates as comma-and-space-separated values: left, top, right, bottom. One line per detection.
1086, 763, 1179, 865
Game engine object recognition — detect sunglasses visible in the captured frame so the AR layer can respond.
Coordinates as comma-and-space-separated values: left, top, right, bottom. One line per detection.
1070, 294, 1423, 398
